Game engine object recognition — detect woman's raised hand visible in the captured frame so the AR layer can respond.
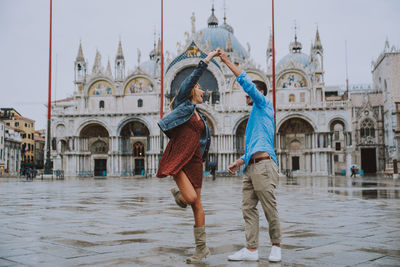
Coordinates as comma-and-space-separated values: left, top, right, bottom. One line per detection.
204, 49, 221, 64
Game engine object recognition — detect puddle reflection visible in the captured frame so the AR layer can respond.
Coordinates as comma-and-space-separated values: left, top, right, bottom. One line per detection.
280, 175, 400, 200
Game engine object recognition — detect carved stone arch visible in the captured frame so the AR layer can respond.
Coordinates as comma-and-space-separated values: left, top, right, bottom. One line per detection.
57, 138, 68, 153
196, 107, 217, 135
276, 69, 311, 90
76, 120, 111, 137
164, 58, 224, 99
117, 117, 152, 137
278, 118, 314, 134
277, 113, 317, 133
122, 74, 156, 95
231, 69, 269, 92
55, 123, 66, 138
328, 117, 348, 132
232, 115, 250, 135
85, 77, 115, 97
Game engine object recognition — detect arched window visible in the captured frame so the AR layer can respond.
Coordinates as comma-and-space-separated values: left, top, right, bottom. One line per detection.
289, 94, 295, 103
138, 99, 143, 108
99, 100, 105, 109
360, 119, 375, 138
133, 142, 145, 157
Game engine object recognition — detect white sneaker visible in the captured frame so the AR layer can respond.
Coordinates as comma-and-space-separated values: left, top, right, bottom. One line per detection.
227, 248, 259, 261
268, 245, 281, 262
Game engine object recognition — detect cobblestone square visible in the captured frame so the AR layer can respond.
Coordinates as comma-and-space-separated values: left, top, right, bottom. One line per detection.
0, 175, 399, 266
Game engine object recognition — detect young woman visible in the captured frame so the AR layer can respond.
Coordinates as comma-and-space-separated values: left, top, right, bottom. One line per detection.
157, 50, 219, 264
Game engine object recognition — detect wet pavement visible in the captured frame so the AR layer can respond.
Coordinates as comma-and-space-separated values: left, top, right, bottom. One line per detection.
0, 175, 399, 267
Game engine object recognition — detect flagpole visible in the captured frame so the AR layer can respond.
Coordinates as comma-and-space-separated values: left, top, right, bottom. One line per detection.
160, 0, 164, 119
272, 0, 276, 121
44, 0, 53, 174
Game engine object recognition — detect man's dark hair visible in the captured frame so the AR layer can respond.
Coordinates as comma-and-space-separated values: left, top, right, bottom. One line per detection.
252, 80, 267, 96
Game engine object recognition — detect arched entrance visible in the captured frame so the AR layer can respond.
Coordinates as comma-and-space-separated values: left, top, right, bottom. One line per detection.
235, 118, 247, 157
119, 120, 150, 176
79, 123, 109, 176
278, 118, 314, 171
359, 118, 377, 174
170, 67, 219, 104
330, 120, 347, 174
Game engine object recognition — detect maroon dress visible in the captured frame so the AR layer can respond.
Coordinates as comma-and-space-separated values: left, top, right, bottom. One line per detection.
156, 113, 204, 188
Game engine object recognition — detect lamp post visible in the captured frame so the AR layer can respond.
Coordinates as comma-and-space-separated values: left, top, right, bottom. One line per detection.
44, 0, 53, 174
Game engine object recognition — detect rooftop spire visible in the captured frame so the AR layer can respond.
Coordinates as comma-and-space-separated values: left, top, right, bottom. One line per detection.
116, 40, 124, 60
226, 34, 233, 52
76, 41, 84, 61
207, 3, 218, 27
106, 58, 112, 77
290, 22, 302, 53
223, 0, 227, 24
92, 50, 102, 73
313, 26, 323, 50
267, 29, 272, 54
191, 12, 196, 36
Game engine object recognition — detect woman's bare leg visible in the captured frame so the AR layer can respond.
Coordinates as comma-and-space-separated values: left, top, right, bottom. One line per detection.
191, 188, 205, 227
174, 170, 197, 205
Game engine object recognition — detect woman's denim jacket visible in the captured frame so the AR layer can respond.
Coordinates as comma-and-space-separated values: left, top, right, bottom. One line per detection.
158, 60, 211, 162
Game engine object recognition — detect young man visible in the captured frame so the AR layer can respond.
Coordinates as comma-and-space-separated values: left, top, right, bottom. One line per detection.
217, 48, 282, 262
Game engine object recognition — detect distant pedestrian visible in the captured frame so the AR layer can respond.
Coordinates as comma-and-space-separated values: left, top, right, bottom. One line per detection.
26, 168, 31, 180
209, 160, 217, 181
156, 50, 219, 263
350, 166, 357, 178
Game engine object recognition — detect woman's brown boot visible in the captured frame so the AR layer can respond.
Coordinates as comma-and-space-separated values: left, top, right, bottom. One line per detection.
171, 188, 187, 208
186, 226, 211, 264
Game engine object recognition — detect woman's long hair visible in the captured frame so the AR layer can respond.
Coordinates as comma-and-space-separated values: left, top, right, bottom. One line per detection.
169, 83, 199, 110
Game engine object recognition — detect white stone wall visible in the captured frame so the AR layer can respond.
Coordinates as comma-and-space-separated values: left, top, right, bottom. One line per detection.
372, 46, 400, 161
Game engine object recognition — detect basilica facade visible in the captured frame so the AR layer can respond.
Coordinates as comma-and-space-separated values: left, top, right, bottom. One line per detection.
51, 7, 398, 177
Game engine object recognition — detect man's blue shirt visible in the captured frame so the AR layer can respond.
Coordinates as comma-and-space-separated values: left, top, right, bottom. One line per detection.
236, 71, 278, 169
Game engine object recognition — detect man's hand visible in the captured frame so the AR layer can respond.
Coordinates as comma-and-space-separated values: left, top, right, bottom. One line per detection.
216, 48, 242, 77
217, 48, 229, 63
228, 158, 244, 174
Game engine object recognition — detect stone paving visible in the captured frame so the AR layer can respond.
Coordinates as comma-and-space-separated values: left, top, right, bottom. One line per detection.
0, 175, 399, 267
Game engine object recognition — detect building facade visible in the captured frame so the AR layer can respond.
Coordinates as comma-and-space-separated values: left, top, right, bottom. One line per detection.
34, 130, 46, 169
0, 108, 36, 168
51, 7, 396, 177
4, 127, 22, 176
371, 39, 400, 168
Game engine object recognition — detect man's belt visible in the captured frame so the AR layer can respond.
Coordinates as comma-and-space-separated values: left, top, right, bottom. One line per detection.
248, 155, 271, 166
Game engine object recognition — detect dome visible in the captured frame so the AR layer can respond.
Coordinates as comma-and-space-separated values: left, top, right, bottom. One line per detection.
277, 52, 310, 69
197, 27, 248, 59
220, 23, 234, 34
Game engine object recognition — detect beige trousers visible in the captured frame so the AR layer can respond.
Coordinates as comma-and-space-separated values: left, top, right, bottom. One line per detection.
242, 159, 281, 248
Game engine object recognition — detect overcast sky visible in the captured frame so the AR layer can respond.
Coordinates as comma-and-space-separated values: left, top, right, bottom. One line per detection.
1, 0, 399, 130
